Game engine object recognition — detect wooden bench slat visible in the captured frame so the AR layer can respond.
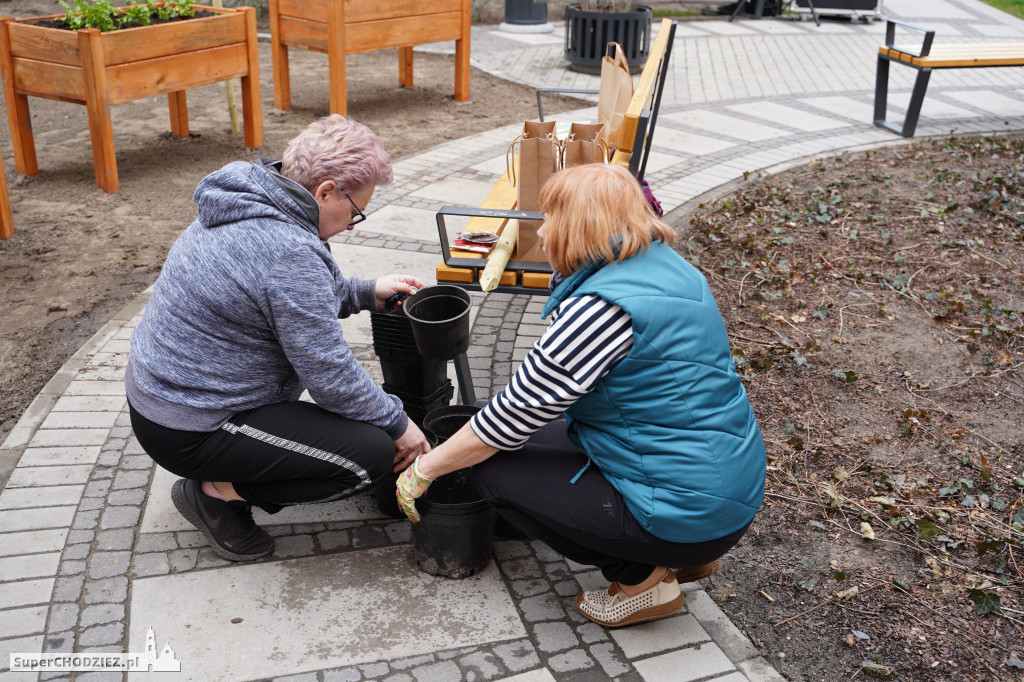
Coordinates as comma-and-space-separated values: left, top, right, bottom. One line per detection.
436, 263, 476, 284
882, 44, 1024, 68
616, 19, 673, 167
522, 272, 552, 289
916, 55, 1024, 67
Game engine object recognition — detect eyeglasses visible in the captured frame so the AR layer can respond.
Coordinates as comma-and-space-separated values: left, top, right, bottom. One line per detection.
343, 192, 367, 226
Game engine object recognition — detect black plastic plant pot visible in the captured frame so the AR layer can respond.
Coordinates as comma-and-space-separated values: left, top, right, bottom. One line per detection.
376, 352, 449, 397
564, 3, 652, 72
412, 468, 496, 578
404, 286, 472, 360
423, 405, 480, 444
505, 0, 548, 24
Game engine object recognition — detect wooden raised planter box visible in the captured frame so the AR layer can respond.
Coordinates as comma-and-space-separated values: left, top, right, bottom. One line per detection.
0, 5, 263, 194
269, 0, 471, 115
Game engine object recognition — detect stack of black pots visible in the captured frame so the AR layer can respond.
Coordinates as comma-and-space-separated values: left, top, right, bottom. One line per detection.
370, 308, 454, 427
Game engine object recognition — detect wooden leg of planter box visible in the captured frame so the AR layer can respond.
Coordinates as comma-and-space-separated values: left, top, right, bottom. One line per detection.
269, 0, 290, 110
168, 91, 189, 138
0, 150, 13, 240
327, 0, 347, 116
78, 27, 117, 194
399, 46, 413, 89
0, 18, 37, 177
240, 6, 263, 149
454, 0, 471, 102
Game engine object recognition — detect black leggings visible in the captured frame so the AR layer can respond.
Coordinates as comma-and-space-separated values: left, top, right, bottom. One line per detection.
471, 421, 750, 585
129, 401, 396, 514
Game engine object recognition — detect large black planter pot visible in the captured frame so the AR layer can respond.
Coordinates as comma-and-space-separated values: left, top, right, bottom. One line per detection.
565, 4, 652, 73
505, 0, 549, 25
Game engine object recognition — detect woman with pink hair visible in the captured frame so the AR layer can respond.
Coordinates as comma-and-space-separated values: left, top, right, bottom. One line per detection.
127, 115, 431, 562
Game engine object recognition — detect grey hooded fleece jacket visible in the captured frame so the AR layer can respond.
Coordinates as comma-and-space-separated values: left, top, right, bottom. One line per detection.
126, 158, 407, 439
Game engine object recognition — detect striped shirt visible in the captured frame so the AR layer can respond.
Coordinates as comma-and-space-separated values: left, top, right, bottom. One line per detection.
470, 295, 634, 450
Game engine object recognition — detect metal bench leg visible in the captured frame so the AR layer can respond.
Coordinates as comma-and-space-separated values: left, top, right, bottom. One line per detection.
873, 54, 891, 128
452, 352, 478, 406
901, 67, 932, 138
874, 56, 931, 138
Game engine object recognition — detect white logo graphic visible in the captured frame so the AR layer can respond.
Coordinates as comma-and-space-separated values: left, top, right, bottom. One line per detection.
10, 626, 181, 673
143, 627, 181, 672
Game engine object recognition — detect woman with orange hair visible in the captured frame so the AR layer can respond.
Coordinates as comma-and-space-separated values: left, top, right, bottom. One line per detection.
397, 163, 765, 628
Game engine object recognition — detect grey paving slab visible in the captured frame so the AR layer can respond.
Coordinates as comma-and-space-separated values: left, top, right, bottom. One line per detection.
609, 613, 711, 659
0, 528, 68, 557
128, 546, 526, 680
632, 642, 736, 682
0, 484, 85, 509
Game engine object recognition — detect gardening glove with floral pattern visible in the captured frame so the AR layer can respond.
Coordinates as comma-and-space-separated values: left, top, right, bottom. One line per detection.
396, 456, 435, 524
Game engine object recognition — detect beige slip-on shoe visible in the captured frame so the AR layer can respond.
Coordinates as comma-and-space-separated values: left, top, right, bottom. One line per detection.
576, 569, 684, 628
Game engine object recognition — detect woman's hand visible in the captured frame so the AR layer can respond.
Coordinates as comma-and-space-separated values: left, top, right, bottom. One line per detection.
396, 456, 434, 523
393, 420, 430, 473
375, 274, 425, 310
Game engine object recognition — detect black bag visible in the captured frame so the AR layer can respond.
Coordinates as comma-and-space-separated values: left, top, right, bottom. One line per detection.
716, 1, 783, 15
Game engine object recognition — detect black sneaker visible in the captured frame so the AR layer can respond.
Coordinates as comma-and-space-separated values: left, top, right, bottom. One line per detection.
171, 479, 274, 561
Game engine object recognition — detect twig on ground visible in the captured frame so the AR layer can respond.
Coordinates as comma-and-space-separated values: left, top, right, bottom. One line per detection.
774, 582, 884, 627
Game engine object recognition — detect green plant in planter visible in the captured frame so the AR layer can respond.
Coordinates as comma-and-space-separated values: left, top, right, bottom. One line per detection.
58, 0, 197, 31
574, 0, 641, 11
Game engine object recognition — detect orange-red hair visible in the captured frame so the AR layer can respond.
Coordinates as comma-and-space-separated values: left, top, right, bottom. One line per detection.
538, 163, 674, 275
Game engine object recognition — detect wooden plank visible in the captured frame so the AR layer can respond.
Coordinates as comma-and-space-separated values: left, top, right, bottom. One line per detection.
278, 16, 327, 53
278, 0, 462, 24
454, 0, 470, 102
0, 19, 38, 176
399, 45, 413, 88
106, 44, 247, 104
13, 57, 85, 101
498, 270, 517, 286
616, 19, 672, 160
168, 90, 188, 137
239, 5, 262, 148
327, 0, 346, 115
344, 13, 462, 54
522, 272, 552, 289
0, 150, 12, 238
101, 12, 246, 66
269, 0, 291, 109
916, 55, 1024, 67
7, 21, 79, 66
436, 263, 476, 284
79, 28, 118, 193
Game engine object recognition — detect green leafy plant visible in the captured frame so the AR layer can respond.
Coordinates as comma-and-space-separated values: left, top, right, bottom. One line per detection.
58, 0, 197, 31
566, 1, 641, 12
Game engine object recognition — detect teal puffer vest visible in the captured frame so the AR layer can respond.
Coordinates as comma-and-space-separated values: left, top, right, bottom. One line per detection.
542, 243, 765, 543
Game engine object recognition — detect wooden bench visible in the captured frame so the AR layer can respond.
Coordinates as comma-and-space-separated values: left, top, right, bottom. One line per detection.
875, 19, 1024, 137
433, 18, 678, 298
269, 0, 471, 116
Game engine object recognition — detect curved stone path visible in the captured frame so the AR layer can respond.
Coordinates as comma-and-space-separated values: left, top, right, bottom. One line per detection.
2, 1, 1024, 680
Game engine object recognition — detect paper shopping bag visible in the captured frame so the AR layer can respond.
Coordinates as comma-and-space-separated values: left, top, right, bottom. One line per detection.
508, 120, 559, 262
563, 122, 610, 168
597, 43, 634, 150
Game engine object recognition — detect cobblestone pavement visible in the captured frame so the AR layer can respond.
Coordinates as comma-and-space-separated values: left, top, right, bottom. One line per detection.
3, 1, 1024, 680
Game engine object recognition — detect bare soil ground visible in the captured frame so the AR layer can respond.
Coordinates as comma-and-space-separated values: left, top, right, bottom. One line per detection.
0, 0, 586, 446
679, 136, 1024, 681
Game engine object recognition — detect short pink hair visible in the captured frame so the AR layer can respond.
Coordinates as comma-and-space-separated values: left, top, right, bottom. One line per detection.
281, 114, 393, 193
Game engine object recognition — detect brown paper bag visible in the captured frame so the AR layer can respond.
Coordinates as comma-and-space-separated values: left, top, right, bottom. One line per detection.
597, 43, 634, 150
563, 122, 610, 169
508, 120, 558, 262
